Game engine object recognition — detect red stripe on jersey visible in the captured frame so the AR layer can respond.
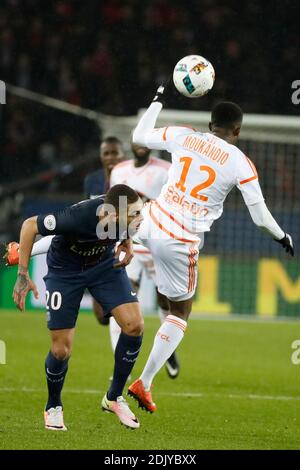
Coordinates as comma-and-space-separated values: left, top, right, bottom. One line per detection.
246, 157, 258, 176
240, 156, 258, 185
149, 203, 195, 243
154, 201, 194, 234
240, 175, 258, 185
188, 246, 198, 292
163, 127, 169, 141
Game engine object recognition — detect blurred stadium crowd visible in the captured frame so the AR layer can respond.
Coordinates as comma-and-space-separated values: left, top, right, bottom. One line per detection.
0, 0, 299, 235
1, 0, 298, 114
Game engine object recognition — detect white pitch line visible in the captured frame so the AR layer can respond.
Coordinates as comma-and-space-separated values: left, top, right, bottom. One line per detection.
0, 387, 299, 402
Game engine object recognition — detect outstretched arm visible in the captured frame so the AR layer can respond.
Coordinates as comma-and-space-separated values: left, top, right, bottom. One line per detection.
247, 201, 294, 256
236, 154, 294, 256
247, 201, 284, 239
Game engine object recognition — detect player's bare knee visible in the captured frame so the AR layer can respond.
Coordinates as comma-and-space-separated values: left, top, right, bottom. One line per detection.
122, 317, 144, 336
51, 344, 71, 361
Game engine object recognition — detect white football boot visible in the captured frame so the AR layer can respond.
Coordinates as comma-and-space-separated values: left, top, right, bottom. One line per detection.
44, 406, 67, 431
101, 394, 140, 429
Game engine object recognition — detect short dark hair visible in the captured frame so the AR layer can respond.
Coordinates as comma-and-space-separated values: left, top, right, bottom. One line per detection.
104, 184, 139, 211
102, 136, 123, 147
211, 101, 243, 129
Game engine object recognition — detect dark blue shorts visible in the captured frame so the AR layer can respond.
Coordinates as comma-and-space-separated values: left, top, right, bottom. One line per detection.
43, 256, 138, 330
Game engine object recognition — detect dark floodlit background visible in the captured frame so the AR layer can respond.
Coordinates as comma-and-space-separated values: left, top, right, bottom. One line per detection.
0, 0, 299, 316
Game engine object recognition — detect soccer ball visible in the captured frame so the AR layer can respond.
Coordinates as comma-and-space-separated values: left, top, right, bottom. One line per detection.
173, 55, 215, 98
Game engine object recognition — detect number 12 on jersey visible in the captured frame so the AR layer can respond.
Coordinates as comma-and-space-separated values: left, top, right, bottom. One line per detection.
175, 157, 216, 202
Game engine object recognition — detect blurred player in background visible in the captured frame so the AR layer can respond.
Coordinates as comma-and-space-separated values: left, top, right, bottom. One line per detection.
84, 136, 125, 198
128, 86, 294, 413
12, 185, 144, 430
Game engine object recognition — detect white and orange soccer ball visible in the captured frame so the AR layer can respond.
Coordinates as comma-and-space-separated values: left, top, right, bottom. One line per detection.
173, 55, 215, 98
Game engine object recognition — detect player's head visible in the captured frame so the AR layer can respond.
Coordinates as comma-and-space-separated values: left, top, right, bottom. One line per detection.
131, 142, 151, 166
103, 184, 144, 235
209, 101, 243, 145
100, 136, 125, 174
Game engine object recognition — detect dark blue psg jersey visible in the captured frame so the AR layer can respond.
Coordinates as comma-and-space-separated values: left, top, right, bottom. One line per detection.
84, 169, 109, 198
37, 197, 121, 269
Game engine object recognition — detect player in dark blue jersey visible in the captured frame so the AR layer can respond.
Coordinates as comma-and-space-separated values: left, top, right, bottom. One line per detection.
84, 136, 125, 198
84, 136, 125, 325
13, 184, 144, 430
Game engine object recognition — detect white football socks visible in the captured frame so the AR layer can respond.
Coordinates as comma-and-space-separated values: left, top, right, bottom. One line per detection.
31, 235, 54, 256
140, 315, 187, 390
109, 316, 121, 352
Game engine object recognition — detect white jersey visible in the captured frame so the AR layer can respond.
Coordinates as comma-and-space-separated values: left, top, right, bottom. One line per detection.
110, 156, 170, 200
111, 155, 171, 256
143, 126, 264, 236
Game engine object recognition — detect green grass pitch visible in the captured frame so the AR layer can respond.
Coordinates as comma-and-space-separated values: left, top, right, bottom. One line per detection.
0, 309, 300, 450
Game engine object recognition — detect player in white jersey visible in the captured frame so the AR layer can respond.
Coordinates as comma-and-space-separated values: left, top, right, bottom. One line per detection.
128, 87, 294, 413
110, 144, 170, 297
109, 143, 181, 378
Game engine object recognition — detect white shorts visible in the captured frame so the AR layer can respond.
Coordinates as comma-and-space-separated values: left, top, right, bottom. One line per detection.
126, 246, 156, 284
134, 202, 201, 301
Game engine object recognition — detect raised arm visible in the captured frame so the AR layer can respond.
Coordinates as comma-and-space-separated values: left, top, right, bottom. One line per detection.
132, 101, 163, 146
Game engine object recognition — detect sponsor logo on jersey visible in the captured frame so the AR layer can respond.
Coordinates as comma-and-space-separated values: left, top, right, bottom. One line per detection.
164, 185, 209, 218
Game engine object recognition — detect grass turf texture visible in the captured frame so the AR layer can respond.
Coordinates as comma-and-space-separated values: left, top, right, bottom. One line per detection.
0, 310, 300, 450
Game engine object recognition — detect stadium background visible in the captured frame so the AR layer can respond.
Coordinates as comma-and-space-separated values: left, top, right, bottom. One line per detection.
1, 0, 300, 452
0, 0, 299, 318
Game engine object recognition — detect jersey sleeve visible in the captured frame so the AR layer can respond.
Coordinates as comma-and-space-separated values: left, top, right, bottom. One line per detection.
236, 154, 265, 206
144, 126, 194, 151
37, 205, 81, 236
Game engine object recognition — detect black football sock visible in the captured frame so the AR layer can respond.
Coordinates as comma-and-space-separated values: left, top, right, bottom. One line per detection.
45, 351, 69, 411
107, 332, 142, 401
